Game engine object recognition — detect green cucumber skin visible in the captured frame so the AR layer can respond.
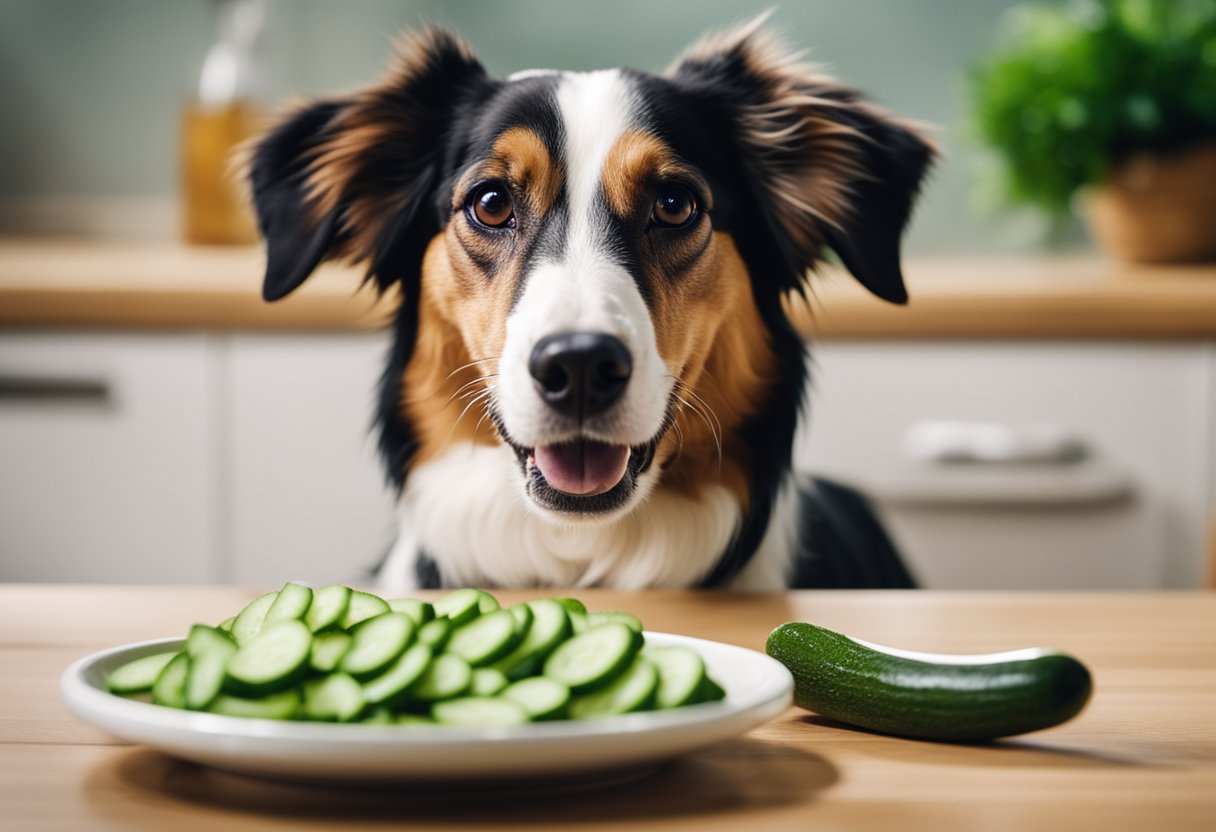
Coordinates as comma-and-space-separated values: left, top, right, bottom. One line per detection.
766, 622, 1093, 742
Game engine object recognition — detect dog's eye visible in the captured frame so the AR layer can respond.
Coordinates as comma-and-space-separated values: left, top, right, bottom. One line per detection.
652, 184, 697, 228
468, 183, 515, 229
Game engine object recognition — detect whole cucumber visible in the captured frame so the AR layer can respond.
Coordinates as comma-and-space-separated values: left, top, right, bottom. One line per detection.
766, 622, 1092, 742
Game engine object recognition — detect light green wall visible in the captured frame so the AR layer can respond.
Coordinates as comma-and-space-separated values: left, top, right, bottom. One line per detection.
0, 0, 1040, 251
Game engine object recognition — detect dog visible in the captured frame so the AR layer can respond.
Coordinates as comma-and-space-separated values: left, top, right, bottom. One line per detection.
247, 18, 933, 592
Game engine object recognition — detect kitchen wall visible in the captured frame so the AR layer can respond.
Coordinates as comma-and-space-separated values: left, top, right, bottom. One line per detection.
0, 0, 1066, 252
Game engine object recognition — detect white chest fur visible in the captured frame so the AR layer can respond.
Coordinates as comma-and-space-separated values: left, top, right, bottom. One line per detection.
376, 442, 796, 592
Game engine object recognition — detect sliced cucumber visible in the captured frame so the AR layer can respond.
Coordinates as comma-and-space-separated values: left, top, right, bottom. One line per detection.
765, 622, 1094, 742
446, 610, 521, 667
225, 619, 312, 696
151, 652, 189, 708
699, 675, 727, 703
470, 668, 509, 697
303, 672, 364, 722
508, 603, 534, 637
396, 713, 435, 726
433, 589, 483, 627
553, 597, 587, 615
544, 622, 638, 693
217, 616, 235, 632
208, 689, 301, 720
501, 677, 571, 721
588, 611, 643, 633
306, 584, 352, 633
230, 591, 278, 646
338, 612, 414, 681
410, 653, 472, 702
432, 696, 529, 727
489, 599, 570, 680
476, 590, 501, 614
184, 624, 237, 710
387, 598, 436, 626
341, 590, 390, 629
309, 630, 352, 674
568, 610, 589, 635
362, 643, 432, 708
107, 652, 177, 694
264, 582, 313, 625
417, 617, 453, 651
361, 706, 396, 725
645, 645, 708, 709
568, 657, 658, 719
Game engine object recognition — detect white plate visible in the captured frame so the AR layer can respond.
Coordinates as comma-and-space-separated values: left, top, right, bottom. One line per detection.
61, 631, 793, 783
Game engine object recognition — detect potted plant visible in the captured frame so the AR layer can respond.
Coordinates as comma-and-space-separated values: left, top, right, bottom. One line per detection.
968, 0, 1216, 263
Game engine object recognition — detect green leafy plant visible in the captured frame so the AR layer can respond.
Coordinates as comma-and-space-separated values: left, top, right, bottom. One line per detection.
968, 0, 1216, 213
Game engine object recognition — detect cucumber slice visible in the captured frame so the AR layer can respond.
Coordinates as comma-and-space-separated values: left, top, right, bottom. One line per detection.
338, 612, 414, 681
568, 610, 589, 635
184, 624, 237, 710
387, 598, 436, 626
230, 591, 278, 646
208, 689, 301, 720
410, 653, 472, 702
432, 696, 528, 727
396, 713, 436, 726
446, 610, 521, 667
225, 619, 312, 696
151, 652, 189, 708
417, 617, 453, 651
476, 590, 500, 614
568, 657, 659, 718
309, 631, 352, 674
107, 652, 177, 694
433, 589, 483, 627
508, 603, 533, 636
501, 677, 571, 721
699, 676, 727, 702
645, 645, 708, 709
362, 643, 432, 708
217, 616, 235, 632
553, 597, 587, 615
470, 668, 509, 697
303, 672, 364, 722
342, 590, 391, 629
588, 611, 643, 633
264, 582, 313, 625
488, 599, 570, 680
543, 622, 638, 693
361, 706, 396, 725
306, 584, 352, 633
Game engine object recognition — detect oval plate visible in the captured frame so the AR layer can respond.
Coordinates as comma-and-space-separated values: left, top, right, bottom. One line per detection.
61, 631, 792, 783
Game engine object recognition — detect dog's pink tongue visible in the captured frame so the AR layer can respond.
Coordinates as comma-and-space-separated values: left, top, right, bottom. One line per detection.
533, 441, 630, 496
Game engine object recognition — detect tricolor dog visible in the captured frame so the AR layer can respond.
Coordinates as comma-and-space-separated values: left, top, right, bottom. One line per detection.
248, 20, 934, 591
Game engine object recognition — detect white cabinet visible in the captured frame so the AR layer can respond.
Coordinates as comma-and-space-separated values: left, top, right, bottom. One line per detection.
796, 342, 1213, 589
224, 334, 397, 586
0, 333, 218, 582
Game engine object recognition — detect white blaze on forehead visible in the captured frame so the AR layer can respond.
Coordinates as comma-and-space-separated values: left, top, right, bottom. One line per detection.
493, 69, 672, 457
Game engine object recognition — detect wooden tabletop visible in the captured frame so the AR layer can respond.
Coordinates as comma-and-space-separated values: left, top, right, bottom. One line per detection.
3, 238, 1216, 338
4, 585, 1214, 831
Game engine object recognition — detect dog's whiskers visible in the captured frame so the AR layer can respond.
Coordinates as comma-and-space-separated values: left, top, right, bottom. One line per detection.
403, 355, 501, 405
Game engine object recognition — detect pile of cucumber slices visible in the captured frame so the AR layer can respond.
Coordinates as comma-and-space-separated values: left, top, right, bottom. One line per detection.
106, 585, 726, 726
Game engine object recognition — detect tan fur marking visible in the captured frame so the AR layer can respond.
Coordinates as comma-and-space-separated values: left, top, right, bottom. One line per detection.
491, 127, 562, 218
600, 131, 698, 218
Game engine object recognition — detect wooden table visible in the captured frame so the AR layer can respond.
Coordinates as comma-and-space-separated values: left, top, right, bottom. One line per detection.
4, 586, 1214, 831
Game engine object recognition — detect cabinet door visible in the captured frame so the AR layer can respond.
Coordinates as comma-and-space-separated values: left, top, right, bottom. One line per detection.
796, 343, 1210, 589
0, 333, 216, 582
225, 334, 398, 586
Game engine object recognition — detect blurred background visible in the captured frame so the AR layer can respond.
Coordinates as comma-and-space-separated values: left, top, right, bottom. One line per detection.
1, 0, 1214, 589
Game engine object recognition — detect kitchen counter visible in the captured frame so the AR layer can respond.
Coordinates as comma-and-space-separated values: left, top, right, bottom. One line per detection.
3, 239, 1216, 338
5, 585, 1214, 830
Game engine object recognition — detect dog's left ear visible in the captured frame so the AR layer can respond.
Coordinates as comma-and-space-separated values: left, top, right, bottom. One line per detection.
667, 19, 935, 304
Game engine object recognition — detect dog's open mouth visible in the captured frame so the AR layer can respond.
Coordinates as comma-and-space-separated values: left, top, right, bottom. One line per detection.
501, 433, 662, 515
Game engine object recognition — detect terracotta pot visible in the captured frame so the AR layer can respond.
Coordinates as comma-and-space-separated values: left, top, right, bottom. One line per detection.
1086, 141, 1216, 263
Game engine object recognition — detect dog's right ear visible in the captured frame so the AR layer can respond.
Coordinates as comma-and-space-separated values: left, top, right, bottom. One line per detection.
247, 28, 493, 302
248, 99, 350, 301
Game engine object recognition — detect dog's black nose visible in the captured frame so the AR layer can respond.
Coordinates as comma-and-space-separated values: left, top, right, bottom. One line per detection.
528, 332, 632, 420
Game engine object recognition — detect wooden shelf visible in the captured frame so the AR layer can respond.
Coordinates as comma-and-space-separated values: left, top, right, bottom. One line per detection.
2, 239, 1215, 338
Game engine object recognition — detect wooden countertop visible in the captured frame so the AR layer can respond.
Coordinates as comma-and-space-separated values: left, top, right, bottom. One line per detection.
2, 239, 1216, 338
5, 585, 1214, 831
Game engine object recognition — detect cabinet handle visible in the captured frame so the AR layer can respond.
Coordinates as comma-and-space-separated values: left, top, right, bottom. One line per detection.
0, 375, 110, 403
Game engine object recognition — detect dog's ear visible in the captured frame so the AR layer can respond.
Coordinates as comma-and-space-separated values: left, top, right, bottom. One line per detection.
667, 18, 935, 304
247, 28, 493, 302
